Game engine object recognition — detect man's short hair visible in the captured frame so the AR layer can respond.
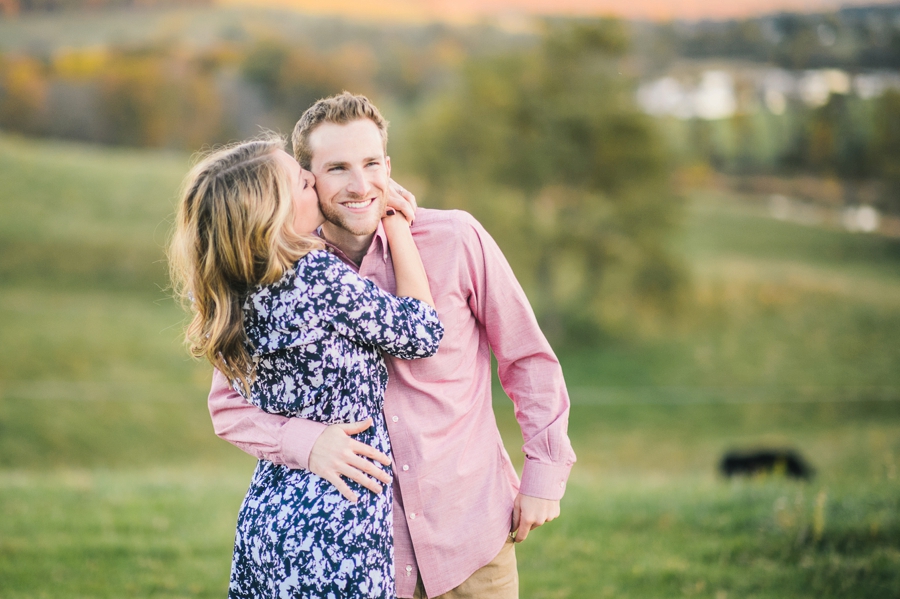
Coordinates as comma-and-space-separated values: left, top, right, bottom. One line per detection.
291, 92, 389, 170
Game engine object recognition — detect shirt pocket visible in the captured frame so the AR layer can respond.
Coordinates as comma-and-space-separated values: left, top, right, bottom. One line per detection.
407, 352, 454, 382
406, 293, 464, 382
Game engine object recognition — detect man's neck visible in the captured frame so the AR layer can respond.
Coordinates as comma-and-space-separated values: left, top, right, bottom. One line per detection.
321, 222, 375, 267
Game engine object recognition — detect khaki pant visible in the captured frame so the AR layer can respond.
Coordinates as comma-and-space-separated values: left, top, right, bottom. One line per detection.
412, 539, 518, 599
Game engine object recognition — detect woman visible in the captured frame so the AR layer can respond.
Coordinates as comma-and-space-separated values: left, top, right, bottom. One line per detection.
168, 135, 443, 598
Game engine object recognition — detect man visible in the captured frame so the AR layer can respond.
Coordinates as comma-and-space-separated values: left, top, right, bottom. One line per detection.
208, 92, 575, 599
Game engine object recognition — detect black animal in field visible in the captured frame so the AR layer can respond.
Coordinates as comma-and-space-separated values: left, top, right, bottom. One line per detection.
719, 449, 814, 480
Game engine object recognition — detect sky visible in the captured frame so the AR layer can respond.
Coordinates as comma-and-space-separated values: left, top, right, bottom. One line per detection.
219, 0, 900, 22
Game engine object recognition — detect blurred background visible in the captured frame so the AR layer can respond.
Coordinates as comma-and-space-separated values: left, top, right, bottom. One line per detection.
1, 0, 899, 597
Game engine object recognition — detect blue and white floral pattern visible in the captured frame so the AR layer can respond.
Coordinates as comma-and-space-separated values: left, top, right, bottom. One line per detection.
228, 249, 443, 599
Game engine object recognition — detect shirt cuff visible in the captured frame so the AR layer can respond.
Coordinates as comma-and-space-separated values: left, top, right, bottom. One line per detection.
519, 458, 573, 501
277, 418, 329, 471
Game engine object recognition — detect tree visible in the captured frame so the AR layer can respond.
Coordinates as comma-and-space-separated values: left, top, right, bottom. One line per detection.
240, 39, 354, 135
873, 90, 900, 215
0, 56, 48, 136
406, 19, 683, 344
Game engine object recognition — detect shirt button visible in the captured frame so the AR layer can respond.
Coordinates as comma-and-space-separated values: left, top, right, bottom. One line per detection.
392, 416, 399, 422
405, 565, 413, 576
559, 481, 566, 488
402, 465, 409, 471
409, 512, 416, 520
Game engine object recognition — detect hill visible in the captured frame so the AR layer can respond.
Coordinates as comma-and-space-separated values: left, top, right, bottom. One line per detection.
0, 132, 898, 597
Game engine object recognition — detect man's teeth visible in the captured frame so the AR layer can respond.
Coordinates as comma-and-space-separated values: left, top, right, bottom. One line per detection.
344, 200, 371, 209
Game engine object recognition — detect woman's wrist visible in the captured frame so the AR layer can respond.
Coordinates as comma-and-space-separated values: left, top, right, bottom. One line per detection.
382, 210, 410, 231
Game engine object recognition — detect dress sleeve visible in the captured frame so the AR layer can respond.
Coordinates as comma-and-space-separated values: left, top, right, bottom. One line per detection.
302, 251, 444, 360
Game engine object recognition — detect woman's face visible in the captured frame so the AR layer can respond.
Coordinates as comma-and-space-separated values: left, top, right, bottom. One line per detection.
273, 149, 324, 234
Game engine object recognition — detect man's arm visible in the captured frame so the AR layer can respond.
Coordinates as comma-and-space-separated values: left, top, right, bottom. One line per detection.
461, 214, 576, 542
208, 369, 393, 503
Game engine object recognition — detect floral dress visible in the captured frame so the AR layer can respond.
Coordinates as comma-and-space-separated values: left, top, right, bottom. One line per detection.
228, 249, 443, 599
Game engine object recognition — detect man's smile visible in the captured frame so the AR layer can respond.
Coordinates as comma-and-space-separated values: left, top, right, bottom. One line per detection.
341, 197, 377, 210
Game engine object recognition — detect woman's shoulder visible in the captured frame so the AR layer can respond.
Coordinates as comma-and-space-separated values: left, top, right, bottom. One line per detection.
294, 248, 341, 272
290, 249, 375, 311
243, 250, 329, 308
293, 248, 355, 286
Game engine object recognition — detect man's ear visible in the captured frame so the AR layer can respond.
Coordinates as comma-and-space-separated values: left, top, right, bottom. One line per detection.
385, 155, 391, 178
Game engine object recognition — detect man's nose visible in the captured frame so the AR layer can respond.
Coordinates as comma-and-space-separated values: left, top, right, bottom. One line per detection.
345, 168, 369, 196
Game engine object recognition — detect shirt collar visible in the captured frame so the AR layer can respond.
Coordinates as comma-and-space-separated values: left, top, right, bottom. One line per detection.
370, 221, 388, 263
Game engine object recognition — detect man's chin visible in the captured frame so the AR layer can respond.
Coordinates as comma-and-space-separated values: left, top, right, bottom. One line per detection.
323, 213, 379, 237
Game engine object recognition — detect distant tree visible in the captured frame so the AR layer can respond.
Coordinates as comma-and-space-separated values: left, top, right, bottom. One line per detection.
634, 6, 900, 70
0, 56, 48, 135
873, 91, 900, 215
791, 95, 873, 201
240, 39, 357, 133
94, 50, 225, 148
775, 93, 873, 185
95, 52, 185, 147
240, 40, 290, 106
406, 19, 683, 344
679, 19, 770, 62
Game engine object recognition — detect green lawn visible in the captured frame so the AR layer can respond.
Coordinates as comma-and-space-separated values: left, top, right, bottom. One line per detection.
1, 133, 898, 597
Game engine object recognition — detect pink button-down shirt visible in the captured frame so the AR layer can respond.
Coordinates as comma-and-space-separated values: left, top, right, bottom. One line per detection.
208, 208, 575, 598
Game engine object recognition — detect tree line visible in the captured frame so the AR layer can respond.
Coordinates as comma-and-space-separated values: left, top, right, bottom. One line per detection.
4, 10, 899, 339
0, 18, 681, 345
669, 89, 900, 215
637, 5, 900, 70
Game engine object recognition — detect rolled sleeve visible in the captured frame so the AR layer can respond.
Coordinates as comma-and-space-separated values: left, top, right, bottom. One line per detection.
208, 368, 327, 471
520, 458, 574, 501
278, 417, 328, 471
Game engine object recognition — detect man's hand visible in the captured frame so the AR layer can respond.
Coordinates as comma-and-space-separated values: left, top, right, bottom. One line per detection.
386, 179, 418, 224
307, 418, 392, 504
510, 494, 561, 543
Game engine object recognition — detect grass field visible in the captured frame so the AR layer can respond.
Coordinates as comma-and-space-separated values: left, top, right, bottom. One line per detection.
1, 132, 898, 598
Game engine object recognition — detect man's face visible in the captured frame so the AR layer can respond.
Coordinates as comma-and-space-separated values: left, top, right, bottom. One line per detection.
308, 119, 391, 237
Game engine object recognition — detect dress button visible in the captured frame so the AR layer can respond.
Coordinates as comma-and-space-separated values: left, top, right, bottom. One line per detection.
402, 465, 409, 471
392, 416, 399, 422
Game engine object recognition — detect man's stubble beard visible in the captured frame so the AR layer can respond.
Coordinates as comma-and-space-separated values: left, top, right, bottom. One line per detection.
318, 195, 385, 237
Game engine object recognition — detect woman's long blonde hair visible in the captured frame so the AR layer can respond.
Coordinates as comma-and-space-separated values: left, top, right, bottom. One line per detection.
168, 134, 323, 392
